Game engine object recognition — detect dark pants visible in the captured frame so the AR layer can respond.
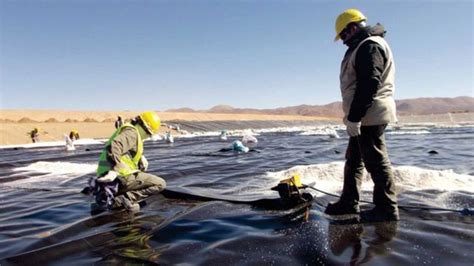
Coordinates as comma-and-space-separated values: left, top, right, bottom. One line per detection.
341, 125, 397, 210
113, 172, 166, 207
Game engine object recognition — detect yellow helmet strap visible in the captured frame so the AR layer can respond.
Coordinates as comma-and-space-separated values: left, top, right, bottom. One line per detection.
137, 123, 151, 139
138, 118, 153, 135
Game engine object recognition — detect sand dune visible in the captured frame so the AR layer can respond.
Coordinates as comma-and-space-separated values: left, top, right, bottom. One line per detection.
0, 110, 334, 145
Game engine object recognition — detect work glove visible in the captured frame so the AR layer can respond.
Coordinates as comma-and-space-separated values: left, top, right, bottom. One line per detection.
97, 170, 118, 183
139, 155, 149, 171
346, 121, 361, 137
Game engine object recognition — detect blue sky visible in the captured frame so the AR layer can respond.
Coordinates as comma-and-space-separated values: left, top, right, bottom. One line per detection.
1, 0, 472, 111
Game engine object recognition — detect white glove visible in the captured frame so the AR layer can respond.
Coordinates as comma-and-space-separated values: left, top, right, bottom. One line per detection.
139, 155, 149, 171
97, 170, 118, 183
346, 121, 361, 137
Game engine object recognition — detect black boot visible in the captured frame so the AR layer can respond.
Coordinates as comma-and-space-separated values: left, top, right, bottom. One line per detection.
325, 200, 360, 215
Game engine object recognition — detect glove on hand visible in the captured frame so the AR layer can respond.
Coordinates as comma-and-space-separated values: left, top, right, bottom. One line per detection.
97, 170, 118, 183
139, 155, 149, 171
346, 121, 361, 137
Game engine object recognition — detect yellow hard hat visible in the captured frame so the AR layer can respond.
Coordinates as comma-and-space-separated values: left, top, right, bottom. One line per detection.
139, 111, 161, 134
334, 8, 367, 41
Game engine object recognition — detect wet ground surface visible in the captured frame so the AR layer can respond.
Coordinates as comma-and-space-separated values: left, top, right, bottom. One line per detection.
1, 125, 473, 265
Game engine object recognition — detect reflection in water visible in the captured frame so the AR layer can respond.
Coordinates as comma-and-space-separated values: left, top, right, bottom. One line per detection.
328, 223, 364, 264
107, 224, 161, 264
282, 202, 312, 223
359, 222, 399, 264
328, 221, 398, 265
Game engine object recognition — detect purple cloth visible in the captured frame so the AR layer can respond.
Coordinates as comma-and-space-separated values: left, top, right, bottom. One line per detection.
88, 177, 119, 207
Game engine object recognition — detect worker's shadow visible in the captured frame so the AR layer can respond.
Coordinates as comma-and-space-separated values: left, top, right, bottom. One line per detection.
327, 221, 398, 264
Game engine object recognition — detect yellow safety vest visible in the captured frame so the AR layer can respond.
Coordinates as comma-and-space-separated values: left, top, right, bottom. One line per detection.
96, 124, 143, 177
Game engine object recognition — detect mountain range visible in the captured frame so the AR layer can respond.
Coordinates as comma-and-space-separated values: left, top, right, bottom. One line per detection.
166, 96, 474, 117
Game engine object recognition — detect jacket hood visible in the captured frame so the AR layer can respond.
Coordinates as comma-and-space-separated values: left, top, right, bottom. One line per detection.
368, 23, 386, 37
346, 23, 387, 48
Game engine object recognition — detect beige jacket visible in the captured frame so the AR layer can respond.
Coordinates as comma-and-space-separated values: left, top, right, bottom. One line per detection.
340, 36, 397, 125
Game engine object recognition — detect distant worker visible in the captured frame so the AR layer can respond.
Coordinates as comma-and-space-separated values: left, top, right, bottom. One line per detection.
65, 134, 75, 151
219, 130, 228, 141
115, 116, 123, 129
69, 130, 80, 141
164, 131, 174, 143
90, 111, 166, 212
28, 128, 40, 143
324, 9, 399, 222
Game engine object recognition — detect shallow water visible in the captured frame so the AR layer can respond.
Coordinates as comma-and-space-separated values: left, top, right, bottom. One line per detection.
0, 123, 473, 265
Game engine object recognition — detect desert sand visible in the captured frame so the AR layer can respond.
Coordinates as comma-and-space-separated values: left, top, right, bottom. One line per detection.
0, 110, 335, 145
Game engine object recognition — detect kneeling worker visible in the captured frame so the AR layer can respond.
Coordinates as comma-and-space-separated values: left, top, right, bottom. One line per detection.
93, 111, 166, 212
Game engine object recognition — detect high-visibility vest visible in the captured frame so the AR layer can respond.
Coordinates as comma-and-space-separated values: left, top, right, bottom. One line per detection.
96, 123, 143, 177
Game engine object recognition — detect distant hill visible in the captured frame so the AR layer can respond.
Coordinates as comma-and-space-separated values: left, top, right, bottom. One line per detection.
208, 105, 235, 112
165, 96, 474, 117
394, 96, 474, 115
166, 107, 196, 113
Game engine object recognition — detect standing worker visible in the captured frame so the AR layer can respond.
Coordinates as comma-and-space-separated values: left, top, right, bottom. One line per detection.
91, 111, 166, 212
28, 128, 40, 143
325, 9, 399, 222
115, 115, 123, 129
